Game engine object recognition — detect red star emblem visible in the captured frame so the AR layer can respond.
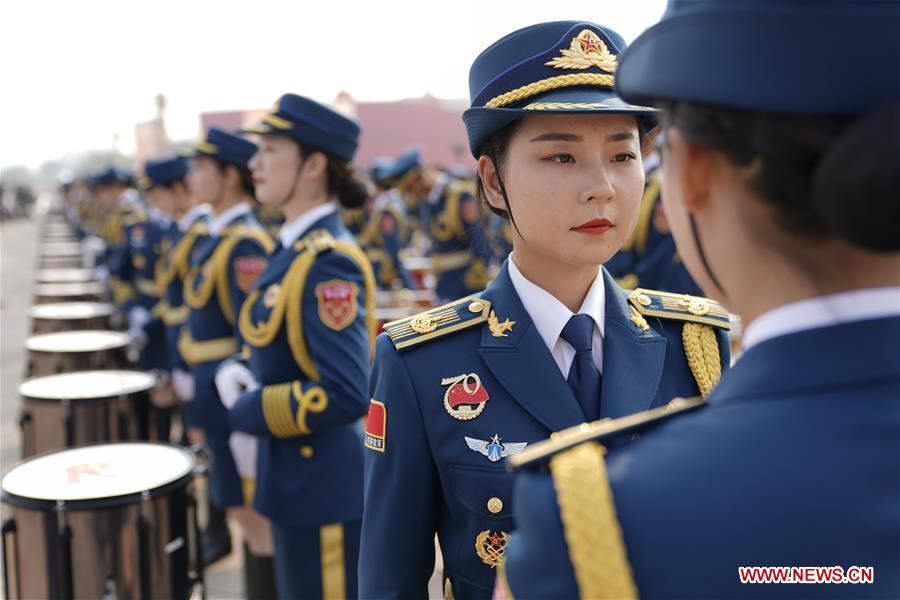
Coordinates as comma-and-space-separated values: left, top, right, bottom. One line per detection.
490, 533, 502, 546
579, 34, 603, 54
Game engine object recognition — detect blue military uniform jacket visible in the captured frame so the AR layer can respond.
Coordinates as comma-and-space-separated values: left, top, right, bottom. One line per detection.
180, 210, 273, 434
229, 210, 375, 528
504, 316, 900, 599
152, 215, 210, 373
416, 176, 495, 302
359, 262, 730, 599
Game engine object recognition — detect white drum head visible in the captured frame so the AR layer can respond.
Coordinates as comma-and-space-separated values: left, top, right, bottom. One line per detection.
20, 370, 156, 401
26, 330, 129, 353
2, 443, 194, 504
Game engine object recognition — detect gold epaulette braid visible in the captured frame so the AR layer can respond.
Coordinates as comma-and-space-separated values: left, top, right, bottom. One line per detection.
682, 322, 722, 397
550, 443, 638, 599
485, 73, 615, 109
239, 230, 377, 380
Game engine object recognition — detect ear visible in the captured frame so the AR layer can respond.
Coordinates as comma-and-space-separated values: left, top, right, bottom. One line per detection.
667, 128, 713, 213
221, 165, 240, 190
301, 151, 328, 179
476, 155, 506, 212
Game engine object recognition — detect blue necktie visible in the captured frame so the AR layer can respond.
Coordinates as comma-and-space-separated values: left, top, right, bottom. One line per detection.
560, 314, 602, 422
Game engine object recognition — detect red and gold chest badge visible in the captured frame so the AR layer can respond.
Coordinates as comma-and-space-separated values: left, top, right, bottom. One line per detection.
364, 399, 386, 452
315, 279, 359, 331
442, 373, 489, 421
234, 256, 266, 293
475, 530, 510, 568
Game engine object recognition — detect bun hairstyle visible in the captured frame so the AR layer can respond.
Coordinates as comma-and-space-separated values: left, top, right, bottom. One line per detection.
812, 104, 900, 252
660, 101, 900, 252
326, 158, 368, 209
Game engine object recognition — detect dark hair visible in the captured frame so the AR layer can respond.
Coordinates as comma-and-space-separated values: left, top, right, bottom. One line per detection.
212, 159, 256, 198
297, 145, 368, 209
660, 101, 900, 252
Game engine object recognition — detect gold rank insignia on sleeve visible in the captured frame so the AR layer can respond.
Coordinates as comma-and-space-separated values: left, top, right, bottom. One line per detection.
383, 297, 492, 351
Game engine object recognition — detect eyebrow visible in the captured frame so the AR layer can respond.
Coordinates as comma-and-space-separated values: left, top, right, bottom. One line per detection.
529, 132, 583, 142
607, 131, 636, 142
528, 130, 637, 143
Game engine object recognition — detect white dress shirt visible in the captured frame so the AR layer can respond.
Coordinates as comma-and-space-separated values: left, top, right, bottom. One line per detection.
278, 203, 337, 248
209, 202, 251, 236
178, 203, 211, 232
508, 254, 606, 377
148, 206, 173, 228
742, 287, 900, 351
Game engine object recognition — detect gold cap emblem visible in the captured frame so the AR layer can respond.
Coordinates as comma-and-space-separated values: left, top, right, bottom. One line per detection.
545, 29, 618, 72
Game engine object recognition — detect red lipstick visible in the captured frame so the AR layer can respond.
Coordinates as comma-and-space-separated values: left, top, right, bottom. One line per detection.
572, 218, 613, 235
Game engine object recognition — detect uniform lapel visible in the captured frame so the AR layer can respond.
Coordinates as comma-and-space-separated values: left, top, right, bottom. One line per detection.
478, 263, 586, 432
599, 269, 668, 418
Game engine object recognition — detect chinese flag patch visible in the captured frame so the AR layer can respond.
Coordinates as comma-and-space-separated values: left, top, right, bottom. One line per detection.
234, 256, 267, 292
364, 399, 386, 452
315, 279, 359, 331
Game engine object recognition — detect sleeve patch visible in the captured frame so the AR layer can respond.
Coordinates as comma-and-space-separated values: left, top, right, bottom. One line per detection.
234, 256, 267, 292
364, 399, 386, 452
315, 279, 359, 331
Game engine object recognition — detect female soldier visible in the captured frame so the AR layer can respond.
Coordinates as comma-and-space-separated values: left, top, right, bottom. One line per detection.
503, 1, 900, 598
224, 93, 375, 599
360, 21, 732, 599
179, 127, 276, 590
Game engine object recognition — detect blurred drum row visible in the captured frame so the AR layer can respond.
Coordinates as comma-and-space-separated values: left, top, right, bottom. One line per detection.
1, 206, 439, 600
1, 209, 206, 600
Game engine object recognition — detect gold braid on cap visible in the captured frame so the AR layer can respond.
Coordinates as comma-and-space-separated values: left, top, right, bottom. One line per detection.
484, 73, 615, 109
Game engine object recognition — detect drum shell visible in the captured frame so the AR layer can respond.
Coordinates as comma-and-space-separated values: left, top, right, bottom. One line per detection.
2, 477, 196, 600
20, 392, 149, 457
39, 255, 84, 269
27, 345, 126, 377
31, 314, 109, 334
34, 283, 106, 305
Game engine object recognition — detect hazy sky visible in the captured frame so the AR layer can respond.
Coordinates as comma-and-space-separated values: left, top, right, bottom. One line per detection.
2, 0, 667, 170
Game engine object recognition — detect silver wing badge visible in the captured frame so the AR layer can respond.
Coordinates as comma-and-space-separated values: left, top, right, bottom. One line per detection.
465, 434, 528, 463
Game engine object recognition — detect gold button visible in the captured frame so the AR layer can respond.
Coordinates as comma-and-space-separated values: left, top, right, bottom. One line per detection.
300, 446, 314, 459
468, 301, 484, 313
487, 497, 503, 514
637, 293, 652, 306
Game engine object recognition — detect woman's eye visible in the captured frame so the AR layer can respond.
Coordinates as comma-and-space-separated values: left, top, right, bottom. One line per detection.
548, 154, 575, 164
613, 153, 637, 163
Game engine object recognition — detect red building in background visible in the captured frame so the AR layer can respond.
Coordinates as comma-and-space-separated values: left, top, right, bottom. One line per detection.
198, 93, 473, 172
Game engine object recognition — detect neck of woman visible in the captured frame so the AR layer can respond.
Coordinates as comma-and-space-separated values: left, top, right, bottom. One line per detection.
281, 187, 330, 223
512, 243, 599, 313
211, 189, 249, 215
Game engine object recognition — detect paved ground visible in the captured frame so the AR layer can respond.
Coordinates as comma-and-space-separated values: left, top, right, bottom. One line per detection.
0, 198, 445, 599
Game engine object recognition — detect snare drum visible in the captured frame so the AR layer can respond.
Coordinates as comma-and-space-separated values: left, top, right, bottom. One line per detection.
18, 370, 157, 456
30, 302, 113, 334
26, 330, 129, 376
34, 268, 96, 284
40, 242, 83, 258
1, 443, 203, 600
34, 281, 106, 304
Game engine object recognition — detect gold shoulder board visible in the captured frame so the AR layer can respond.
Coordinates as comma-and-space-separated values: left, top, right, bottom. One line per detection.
383, 297, 492, 351
508, 396, 706, 470
628, 288, 730, 329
